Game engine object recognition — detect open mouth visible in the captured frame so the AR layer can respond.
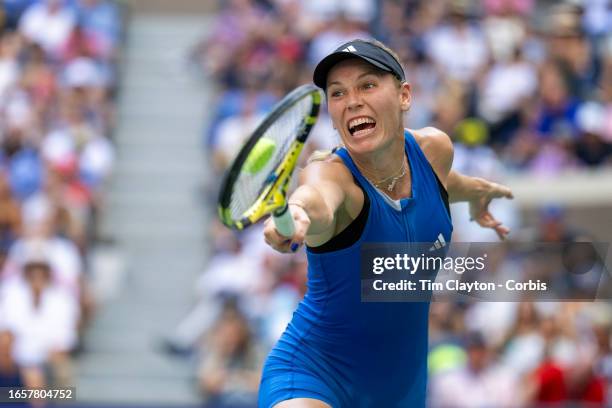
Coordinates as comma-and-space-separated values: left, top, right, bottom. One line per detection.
347, 117, 376, 137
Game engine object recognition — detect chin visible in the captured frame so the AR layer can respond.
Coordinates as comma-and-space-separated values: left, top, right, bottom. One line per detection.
347, 134, 385, 155
345, 142, 377, 157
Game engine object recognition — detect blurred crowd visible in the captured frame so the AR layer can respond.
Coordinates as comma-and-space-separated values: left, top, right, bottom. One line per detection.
198, 0, 612, 178
429, 301, 611, 407
182, 0, 612, 407
0, 0, 122, 391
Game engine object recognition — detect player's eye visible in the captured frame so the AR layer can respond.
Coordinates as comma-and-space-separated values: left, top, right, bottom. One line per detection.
362, 82, 376, 90
329, 88, 345, 98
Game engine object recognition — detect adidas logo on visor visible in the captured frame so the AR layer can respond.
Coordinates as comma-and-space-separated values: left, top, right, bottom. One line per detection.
342, 45, 357, 53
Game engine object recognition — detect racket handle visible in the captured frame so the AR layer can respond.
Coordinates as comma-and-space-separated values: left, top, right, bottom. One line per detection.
273, 204, 295, 238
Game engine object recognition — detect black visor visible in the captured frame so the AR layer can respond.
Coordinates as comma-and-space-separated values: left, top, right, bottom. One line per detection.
313, 40, 405, 89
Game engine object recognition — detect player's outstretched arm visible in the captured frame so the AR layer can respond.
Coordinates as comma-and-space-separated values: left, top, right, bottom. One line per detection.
447, 171, 514, 239
263, 160, 350, 253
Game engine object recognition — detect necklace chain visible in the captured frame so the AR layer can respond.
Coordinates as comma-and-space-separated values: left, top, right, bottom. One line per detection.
359, 158, 407, 192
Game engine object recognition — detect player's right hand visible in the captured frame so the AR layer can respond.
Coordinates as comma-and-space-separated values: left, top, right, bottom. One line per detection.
263, 204, 311, 253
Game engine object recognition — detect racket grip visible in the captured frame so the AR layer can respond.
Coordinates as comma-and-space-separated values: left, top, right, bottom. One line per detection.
273, 204, 295, 238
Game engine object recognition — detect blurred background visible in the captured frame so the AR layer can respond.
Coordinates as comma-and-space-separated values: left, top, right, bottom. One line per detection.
0, 0, 611, 407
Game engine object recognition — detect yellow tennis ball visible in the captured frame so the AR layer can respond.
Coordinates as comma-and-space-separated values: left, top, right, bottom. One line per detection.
244, 137, 276, 174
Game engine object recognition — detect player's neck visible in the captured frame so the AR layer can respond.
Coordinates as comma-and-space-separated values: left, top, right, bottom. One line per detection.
351, 136, 406, 183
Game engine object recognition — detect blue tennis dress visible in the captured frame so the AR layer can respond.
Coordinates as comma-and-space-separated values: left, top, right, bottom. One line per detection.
258, 130, 453, 407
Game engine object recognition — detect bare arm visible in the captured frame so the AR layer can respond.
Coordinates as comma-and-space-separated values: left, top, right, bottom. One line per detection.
446, 171, 511, 203
263, 160, 353, 253
288, 161, 349, 234
414, 127, 514, 239
447, 170, 514, 240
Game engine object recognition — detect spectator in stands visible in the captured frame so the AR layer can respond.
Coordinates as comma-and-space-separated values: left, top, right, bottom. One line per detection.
574, 101, 612, 166
482, 0, 531, 63
0, 253, 79, 388
212, 93, 266, 173
307, 12, 370, 67
527, 62, 580, 174
529, 352, 568, 404
205, 77, 277, 149
18, 0, 76, 59
193, 0, 270, 83
430, 331, 521, 407
562, 304, 608, 404
425, 1, 489, 84
257, 255, 308, 347
537, 205, 577, 243
501, 302, 545, 376
61, 25, 106, 63
478, 47, 537, 145
74, 0, 121, 60
546, 4, 598, 101
536, 62, 581, 140
20, 42, 58, 115
2, 127, 43, 202
5, 196, 96, 334
198, 301, 261, 406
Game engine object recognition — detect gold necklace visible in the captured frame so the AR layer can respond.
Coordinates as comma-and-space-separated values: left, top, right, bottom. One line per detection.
359, 158, 407, 192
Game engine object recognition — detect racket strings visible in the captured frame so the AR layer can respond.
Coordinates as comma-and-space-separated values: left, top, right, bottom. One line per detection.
229, 96, 314, 220
233, 102, 304, 209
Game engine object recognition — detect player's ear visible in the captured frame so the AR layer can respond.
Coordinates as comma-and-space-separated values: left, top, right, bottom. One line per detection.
399, 82, 411, 112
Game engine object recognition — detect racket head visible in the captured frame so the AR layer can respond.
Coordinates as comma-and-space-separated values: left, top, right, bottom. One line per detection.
218, 84, 322, 230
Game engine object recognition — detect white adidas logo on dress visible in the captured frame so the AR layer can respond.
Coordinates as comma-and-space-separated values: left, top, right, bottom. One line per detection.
429, 233, 446, 252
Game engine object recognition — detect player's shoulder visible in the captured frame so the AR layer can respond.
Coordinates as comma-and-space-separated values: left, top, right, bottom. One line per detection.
410, 127, 453, 156
300, 151, 353, 184
409, 127, 454, 182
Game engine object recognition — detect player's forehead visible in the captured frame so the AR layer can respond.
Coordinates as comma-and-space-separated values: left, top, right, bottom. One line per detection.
326, 58, 387, 87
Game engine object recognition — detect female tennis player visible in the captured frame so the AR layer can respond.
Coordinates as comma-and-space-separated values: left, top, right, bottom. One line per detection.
259, 39, 513, 408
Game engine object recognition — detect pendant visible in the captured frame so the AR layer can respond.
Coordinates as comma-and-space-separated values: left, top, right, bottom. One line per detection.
387, 179, 397, 191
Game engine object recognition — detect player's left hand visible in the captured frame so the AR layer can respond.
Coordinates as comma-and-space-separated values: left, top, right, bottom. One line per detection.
469, 179, 514, 240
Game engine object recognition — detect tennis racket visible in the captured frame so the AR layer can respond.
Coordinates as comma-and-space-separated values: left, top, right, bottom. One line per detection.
218, 84, 322, 237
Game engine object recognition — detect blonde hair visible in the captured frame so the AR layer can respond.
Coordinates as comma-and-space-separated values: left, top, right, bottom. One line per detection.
307, 147, 343, 163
